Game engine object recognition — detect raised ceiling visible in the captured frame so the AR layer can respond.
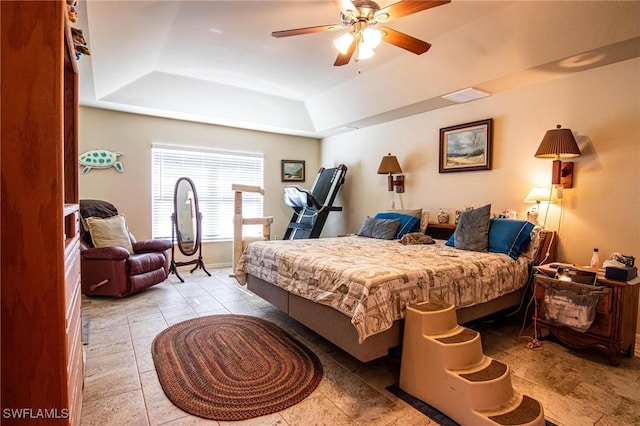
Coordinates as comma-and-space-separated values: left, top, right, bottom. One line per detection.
77, 1, 640, 138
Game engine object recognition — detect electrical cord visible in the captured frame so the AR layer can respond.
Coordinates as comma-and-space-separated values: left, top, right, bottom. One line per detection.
293, 206, 325, 218
541, 186, 553, 228
506, 231, 556, 350
506, 265, 536, 318
557, 193, 565, 236
506, 229, 554, 318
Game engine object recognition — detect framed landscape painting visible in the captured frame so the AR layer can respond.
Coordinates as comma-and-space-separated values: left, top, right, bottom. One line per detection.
281, 160, 305, 182
439, 118, 493, 173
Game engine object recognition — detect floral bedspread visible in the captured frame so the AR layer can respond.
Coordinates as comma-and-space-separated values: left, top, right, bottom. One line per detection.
234, 236, 531, 342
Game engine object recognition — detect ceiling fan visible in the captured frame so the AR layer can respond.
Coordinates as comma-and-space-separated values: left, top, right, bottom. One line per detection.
272, 0, 451, 66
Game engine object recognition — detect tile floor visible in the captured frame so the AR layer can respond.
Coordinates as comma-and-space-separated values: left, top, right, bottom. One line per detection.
80, 268, 640, 426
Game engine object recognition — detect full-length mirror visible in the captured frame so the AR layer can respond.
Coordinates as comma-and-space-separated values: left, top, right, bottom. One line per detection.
169, 177, 210, 282
175, 177, 198, 255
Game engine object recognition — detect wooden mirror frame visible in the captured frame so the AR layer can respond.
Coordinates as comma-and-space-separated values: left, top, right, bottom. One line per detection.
174, 177, 200, 256
169, 177, 210, 282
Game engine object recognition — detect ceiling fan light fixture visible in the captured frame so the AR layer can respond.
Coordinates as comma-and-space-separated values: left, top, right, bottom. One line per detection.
375, 12, 389, 22
362, 27, 382, 49
274, 0, 451, 66
356, 43, 375, 60
333, 32, 354, 54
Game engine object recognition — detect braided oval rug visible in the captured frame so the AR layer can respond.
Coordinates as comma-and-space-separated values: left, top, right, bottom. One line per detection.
152, 315, 323, 421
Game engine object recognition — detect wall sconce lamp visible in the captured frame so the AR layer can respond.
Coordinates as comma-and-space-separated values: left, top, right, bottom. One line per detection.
377, 153, 404, 193
534, 125, 581, 196
524, 186, 552, 227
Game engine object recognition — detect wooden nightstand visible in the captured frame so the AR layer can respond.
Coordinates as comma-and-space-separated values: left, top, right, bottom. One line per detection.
425, 222, 456, 240
533, 266, 640, 365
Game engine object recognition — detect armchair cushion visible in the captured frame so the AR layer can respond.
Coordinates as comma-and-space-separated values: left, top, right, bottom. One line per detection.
133, 239, 172, 254
128, 253, 167, 276
81, 246, 130, 261
85, 215, 134, 254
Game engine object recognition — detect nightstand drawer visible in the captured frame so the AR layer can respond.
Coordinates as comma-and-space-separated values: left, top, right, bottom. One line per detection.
595, 288, 612, 314
588, 311, 613, 337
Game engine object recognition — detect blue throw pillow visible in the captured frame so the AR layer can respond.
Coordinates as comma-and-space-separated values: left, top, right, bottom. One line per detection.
488, 219, 535, 260
445, 233, 455, 247
374, 212, 420, 239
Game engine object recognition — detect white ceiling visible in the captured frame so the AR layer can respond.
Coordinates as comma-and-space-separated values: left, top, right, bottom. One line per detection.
77, 1, 640, 138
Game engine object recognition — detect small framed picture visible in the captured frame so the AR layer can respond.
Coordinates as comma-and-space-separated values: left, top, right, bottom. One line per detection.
439, 118, 493, 173
281, 160, 305, 182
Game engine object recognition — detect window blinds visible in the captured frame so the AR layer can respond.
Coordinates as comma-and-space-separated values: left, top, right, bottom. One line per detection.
151, 145, 264, 241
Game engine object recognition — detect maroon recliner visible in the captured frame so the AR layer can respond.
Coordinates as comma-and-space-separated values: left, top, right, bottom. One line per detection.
80, 199, 172, 297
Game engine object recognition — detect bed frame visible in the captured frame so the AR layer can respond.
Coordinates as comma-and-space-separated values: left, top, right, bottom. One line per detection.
247, 230, 557, 362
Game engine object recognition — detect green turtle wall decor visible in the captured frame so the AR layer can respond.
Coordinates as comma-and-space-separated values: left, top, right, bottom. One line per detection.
79, 149, 124, 174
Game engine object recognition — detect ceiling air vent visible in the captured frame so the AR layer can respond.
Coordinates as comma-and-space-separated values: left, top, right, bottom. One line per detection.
442, 88, 490, 103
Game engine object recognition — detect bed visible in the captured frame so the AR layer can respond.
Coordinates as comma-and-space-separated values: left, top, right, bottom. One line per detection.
234, 218, 556, 362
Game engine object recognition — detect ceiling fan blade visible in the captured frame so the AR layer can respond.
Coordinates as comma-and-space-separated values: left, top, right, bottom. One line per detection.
334, 38, 357, 66
380, 27, 431, 54
272, 24, 343, 38
377, 0, 450, 22
332, 0, 357, 16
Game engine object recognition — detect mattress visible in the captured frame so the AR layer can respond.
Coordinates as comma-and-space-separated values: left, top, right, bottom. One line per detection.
234, 236, 531, 342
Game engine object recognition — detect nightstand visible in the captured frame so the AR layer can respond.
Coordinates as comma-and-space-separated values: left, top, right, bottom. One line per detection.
425, 222, 456, 240
533, 266, 640, 365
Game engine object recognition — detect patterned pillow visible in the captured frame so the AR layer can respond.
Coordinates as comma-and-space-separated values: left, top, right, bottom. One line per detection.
383, 208, 422, 218
358, 216, 401, 240
520, 226, 544, 262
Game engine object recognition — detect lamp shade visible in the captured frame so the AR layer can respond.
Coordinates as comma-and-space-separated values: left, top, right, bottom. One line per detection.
525, 187, 552, 203
377, 153, 402, 174
333, 32, 353, 54
534, 125, 581, 159
361, 28, 382, 49
356, 43, 375, 60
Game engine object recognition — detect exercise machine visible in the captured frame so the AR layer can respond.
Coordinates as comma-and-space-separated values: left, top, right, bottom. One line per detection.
283, 164, 347, 239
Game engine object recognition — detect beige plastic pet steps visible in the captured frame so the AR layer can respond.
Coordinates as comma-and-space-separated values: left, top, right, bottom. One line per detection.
400, 301, 545, 426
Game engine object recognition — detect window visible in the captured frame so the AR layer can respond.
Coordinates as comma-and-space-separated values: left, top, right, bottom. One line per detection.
152, 144, 264, 241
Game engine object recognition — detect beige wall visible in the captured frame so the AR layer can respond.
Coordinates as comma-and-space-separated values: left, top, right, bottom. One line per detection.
322, 58, 639, 263
322, 59, 640, 327
78, 107, 320, 266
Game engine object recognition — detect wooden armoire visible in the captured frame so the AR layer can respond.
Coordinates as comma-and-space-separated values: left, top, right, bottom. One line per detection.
1, 1, 83, 424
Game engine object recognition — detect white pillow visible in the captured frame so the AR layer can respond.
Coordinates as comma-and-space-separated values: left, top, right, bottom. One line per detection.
86, 215, 134, 254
